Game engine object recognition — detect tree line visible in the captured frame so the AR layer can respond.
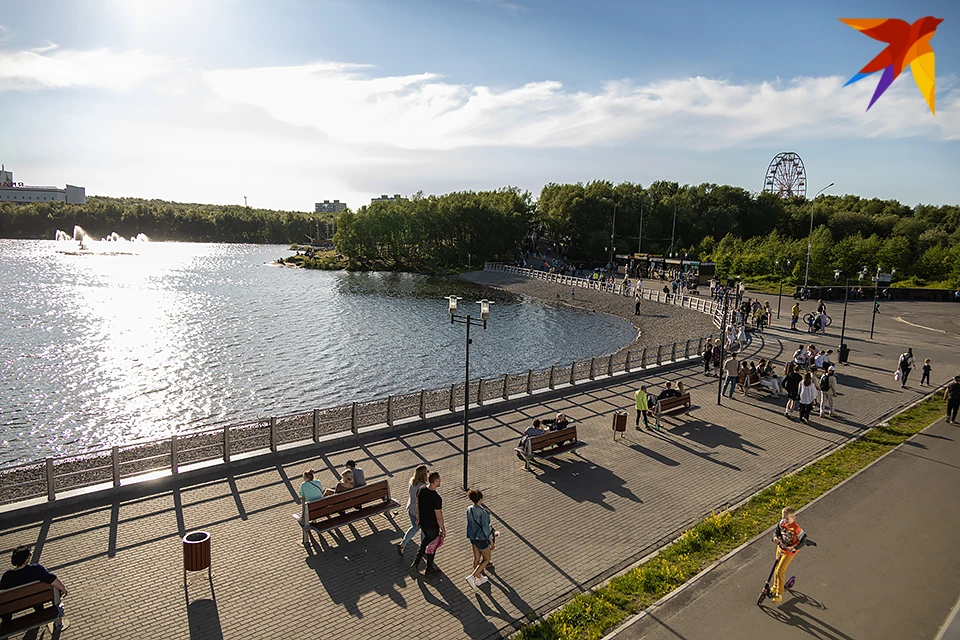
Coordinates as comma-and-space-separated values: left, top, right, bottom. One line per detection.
536, 181, 960, 288
0, 196, 334, 244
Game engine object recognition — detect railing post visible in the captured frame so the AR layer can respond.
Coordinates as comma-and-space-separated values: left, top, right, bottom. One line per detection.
224, 424, 232, 462
570, 362, 576, 385
698, 337, 704, 354
503, 374, 509, 400
171, 434, 179, 474
549, 366, 555, 389
607, 355, 614, 376
312, 409, 320, 443
112, 446, 120, 487
269, 417, 278, 452
450, 384, 456, 412
387, 395, 394, 426
656, 345, 663, 365
351, 402, 359, 435
420, 389, 426, 419
641, 347, 648, 368
626, 351, 632, 372
527, 369, 533, 394
684, 339, 691, 358
46, 458, 55, 502
670, 342, 677, 362
589, 357, 595, 380
477, 379, 485, 406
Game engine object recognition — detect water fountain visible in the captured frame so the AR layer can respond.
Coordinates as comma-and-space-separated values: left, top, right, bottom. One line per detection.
53, 225, 150, 255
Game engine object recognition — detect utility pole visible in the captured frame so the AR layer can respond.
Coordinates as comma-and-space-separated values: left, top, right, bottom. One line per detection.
608, 200, 617, 268
669, 204, 677, 256
638, 201, 643, 254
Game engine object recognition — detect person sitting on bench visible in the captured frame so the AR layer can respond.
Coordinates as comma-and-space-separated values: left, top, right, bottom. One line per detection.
1, 546, 69, 625
516, 419, 546, 460
543, 413, 569, 431
345, 460, 366, 487
657, 381, 682, 400
323, 469, 355, 496
298, 469, 324, 504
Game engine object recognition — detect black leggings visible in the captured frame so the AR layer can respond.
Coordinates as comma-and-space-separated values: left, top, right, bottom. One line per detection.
948, 399, 959, 421
901, 368, 911, 385
799, 403, 813, 421
413, 528, 440, 569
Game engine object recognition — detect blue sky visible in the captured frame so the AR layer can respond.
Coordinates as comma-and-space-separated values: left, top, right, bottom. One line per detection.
1, 0, 958, 210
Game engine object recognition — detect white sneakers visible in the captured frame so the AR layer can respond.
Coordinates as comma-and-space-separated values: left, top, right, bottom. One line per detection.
466, 574, 489, 590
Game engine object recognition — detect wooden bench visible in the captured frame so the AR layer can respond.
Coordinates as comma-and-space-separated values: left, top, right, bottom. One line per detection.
293, 480, 400, 548
515, 425, 584, 471
655, 393, 691, 428
0, 581, 64, 639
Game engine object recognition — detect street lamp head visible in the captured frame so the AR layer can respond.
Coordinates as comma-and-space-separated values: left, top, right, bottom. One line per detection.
446, 295, 461, 319
477, 299, 493, 322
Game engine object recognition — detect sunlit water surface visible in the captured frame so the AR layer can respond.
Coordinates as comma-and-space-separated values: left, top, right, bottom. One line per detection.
0, 240, 636, 464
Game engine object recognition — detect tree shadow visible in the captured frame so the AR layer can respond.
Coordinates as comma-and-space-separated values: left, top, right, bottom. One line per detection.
617, 436, 681, 466
836, 374, 893, 394
760, 589, 855, 640
648, 431, 742, 471
304, 527, 408, 618
533, 457, 642, 511
664, 419, 766, 456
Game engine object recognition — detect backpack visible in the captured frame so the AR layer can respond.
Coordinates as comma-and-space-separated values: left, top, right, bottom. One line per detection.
819, 374, 831, 391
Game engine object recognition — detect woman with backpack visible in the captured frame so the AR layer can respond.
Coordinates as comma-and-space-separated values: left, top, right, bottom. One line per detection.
819, 366, 837, 417
897, 348, 915, 389
465, 489, 496, 590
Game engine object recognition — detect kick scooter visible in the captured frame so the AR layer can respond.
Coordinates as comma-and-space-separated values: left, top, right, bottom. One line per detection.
757, 538, 817, 606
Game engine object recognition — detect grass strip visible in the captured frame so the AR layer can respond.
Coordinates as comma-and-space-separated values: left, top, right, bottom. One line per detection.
514, 395, 946, 640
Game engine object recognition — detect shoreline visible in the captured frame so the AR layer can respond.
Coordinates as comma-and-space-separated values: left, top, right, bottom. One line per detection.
456, 270, 717, 357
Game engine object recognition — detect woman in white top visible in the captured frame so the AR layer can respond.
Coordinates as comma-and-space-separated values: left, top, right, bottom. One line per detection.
397, 465, 429, 557
798, 372, 818, 424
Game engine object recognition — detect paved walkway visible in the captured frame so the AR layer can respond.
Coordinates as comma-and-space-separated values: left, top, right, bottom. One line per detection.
611, 415, 960, 640
1, 300, 957, 639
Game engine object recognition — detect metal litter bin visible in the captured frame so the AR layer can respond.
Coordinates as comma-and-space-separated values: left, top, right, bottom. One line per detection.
838, 343, 850, 364
182, 531, 211, 586
612, 410, 627, 441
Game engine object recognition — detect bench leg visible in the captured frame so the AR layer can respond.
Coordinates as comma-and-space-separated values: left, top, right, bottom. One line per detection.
523, 453, 531, 471
302, 524, 309, 548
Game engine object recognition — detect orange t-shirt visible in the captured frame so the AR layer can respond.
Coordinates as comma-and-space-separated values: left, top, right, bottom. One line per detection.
775, 519, 804, 556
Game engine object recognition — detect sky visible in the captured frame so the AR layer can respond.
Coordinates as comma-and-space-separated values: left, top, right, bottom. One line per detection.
0, 0, 958, 211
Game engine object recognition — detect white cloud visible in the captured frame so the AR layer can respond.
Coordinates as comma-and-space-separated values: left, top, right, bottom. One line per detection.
29, 41, 59, 54
0, 24, 11, 42
466, 0, 531, 13
0, 47, 178, 92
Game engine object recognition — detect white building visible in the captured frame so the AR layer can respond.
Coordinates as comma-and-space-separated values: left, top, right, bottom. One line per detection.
0, 165, 86, 205
371, 193, 406, 204
315, 199, 346, 213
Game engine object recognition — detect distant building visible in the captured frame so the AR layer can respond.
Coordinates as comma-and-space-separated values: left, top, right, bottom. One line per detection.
0, 165, 86, 205
315, 199, 346, 214
371, 193, 406, 204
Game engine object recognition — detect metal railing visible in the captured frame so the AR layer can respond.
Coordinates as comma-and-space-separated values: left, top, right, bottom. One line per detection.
0, 263, 723, 507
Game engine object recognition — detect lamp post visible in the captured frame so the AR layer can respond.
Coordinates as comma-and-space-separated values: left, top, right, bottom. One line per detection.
609, 200, 617, 269
836, 269, 850, 353
716, 288, 730, 406
869, 267, 881, 339
775, 259, 792, 319
804, 182, 835, 289
446, 296, 492, 491
308, 217, 320, 244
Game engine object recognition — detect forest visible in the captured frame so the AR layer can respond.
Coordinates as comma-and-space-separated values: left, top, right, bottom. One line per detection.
0, 196, 333, 244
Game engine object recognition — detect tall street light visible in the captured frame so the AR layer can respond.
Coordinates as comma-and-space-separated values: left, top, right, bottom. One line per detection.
803, 182, 835, 289
836, 269, 850, 356
608, 200, 618, 270
716, 288, 731, 406
446, 296, 492, 491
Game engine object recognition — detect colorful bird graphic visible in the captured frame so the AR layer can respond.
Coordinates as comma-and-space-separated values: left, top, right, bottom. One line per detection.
840, 16, 943, 114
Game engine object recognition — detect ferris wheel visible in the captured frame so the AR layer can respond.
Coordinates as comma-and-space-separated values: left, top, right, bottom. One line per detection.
762, 152, 806, 198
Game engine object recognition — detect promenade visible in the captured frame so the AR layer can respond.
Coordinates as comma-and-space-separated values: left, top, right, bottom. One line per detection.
1, 288, 957, 640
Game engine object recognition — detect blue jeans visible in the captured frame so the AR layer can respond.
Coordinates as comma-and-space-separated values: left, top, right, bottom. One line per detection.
723, 375, 737, 397
400, 512, 422, 547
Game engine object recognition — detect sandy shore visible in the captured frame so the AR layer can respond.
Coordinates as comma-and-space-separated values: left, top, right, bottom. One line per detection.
457, 270, 718, 356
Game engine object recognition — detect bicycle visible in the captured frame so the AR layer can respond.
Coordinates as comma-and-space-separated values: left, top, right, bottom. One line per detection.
803, 313, 832, 333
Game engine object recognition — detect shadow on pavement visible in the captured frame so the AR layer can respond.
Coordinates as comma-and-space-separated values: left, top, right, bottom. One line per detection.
305, 527, 408, 618
666, 419, 766, 456
534, 458, 642, 511
761, 589, 855, 640
186, 598, 223, 640
415, 568, 505, 640
648, 431, 742, 471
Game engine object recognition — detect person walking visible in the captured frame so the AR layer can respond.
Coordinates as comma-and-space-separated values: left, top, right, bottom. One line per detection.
703, 339, 714, 376
897, 348, 915, 388
921, 358, 932, 386
397, 465, 429, 557
791, 302, 801, 331
635, 288, 642, 315
410, 471, 445, 575
722, 353, 740, 399
945, 375, 960, 424
465, 489, 495, 590
783, 363, 803, 419
818, 365, 837, 417
798, 372, 817, 424
635, 384, 651, 430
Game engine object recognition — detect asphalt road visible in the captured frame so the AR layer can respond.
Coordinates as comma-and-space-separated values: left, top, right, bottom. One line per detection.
612, 417, 960, 640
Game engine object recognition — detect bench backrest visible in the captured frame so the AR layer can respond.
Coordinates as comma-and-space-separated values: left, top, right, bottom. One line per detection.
748, 373, 761, 385
658, 393, 690, 411
0, 581, 57, 618
529, 426, 577, 450
304, 479, 391, 521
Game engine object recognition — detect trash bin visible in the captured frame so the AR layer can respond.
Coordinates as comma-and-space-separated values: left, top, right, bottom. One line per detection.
182, 530, 211, 586
612, 411, 627, 441
838, 343, 850, 364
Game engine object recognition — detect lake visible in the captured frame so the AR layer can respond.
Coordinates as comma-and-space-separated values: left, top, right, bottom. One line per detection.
0, 240, 636, 464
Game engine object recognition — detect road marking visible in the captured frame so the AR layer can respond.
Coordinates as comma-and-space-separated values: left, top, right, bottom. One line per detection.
895, 316, 947, 334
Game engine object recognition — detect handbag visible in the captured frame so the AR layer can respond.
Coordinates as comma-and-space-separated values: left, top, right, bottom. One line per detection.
424, 533, 444, 555
894, 370, 901, 382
